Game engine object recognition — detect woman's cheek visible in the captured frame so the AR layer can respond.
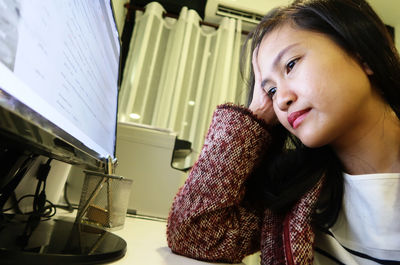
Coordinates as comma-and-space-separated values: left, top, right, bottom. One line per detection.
275, 109, 290, 130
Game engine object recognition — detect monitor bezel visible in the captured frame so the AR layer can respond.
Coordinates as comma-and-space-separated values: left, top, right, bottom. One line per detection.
0, 88, 106, 171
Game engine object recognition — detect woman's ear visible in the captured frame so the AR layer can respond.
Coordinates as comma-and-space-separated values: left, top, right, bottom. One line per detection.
356, 53, 373, 75
363, 62, 374, 75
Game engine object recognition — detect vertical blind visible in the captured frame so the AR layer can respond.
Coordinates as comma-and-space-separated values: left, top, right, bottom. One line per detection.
118, 2, 250, 155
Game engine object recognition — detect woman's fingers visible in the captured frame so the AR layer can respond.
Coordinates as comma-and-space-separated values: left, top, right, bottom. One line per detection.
249, 47, 277, 124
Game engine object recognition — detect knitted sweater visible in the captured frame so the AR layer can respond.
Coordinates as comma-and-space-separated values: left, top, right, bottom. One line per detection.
167, 104, 324, 265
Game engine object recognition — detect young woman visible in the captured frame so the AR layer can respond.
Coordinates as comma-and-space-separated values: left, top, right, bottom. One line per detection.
167, 0, 400, 264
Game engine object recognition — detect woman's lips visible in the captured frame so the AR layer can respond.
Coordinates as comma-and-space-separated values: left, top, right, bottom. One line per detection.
288, 108, 311, 129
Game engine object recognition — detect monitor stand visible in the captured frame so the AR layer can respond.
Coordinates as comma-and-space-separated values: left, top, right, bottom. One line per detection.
0, 214, 126, 264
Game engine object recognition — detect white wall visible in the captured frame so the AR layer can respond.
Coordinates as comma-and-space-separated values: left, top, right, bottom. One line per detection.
367, 0, 400, 49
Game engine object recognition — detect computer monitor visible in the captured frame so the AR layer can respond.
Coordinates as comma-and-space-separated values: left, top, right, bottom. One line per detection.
0, 1, 126, 263
0, 0, 120, 171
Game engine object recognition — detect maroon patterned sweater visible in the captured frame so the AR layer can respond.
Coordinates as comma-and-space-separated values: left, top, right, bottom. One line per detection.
167, 104, 323, 265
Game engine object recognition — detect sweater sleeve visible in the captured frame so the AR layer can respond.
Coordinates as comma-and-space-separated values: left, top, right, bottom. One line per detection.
166, 103, 272, 263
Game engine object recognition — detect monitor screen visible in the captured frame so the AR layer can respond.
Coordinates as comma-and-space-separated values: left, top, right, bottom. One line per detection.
0, 0, 120, 170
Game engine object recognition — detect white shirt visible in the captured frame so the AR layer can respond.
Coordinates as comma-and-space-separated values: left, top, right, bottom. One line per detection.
314, 173, 400, 264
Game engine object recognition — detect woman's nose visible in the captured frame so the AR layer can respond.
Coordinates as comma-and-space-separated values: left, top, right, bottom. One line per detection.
276, 85, 297, 111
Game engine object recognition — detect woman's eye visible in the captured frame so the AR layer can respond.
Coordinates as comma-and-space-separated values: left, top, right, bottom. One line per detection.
286, 58, 299, 74
267, 87, 277, 99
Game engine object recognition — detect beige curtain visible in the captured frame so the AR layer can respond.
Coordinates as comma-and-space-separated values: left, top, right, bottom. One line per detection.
118, 2, 250, 161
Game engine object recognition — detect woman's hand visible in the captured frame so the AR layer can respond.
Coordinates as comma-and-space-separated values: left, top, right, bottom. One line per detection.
248, 47, 278, 125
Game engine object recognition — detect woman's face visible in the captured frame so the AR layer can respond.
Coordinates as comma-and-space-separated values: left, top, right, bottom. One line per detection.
256, 23, 381, 148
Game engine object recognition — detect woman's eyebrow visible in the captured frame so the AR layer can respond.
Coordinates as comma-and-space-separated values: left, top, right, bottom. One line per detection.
260, 42, 300, 88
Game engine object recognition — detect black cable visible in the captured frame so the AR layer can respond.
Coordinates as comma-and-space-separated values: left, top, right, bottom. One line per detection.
1, 158, 57, 218
1, 194, 56, 219
33, 158, 51, 214
1, 194, 32, 212
16, 158, 55, 247
0, 154, 36, 211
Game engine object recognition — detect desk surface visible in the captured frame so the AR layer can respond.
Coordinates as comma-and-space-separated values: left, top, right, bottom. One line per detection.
110, 215, 260, 265
56, 211, 260, 265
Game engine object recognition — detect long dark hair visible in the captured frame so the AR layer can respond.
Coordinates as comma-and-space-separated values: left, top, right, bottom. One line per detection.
242, 0, 400, 228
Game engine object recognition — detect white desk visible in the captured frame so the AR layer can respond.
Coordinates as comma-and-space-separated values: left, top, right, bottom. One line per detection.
109, 215, 261, 265
55, 210, 260, 265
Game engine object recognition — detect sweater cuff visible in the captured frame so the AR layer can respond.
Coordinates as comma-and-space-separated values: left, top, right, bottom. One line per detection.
216, 103, 272, 132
